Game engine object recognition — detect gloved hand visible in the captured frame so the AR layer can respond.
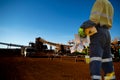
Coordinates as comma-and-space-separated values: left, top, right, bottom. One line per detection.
78, 20, 96, 37
78, 27, 87, 38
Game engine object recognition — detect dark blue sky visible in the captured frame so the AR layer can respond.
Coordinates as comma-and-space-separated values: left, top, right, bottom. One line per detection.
0, 0, 120, 47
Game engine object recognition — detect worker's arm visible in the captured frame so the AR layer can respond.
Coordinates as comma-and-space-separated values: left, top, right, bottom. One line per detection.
90, 0, 103, 24
78, 20, 97, 37
84, 26, 97, 36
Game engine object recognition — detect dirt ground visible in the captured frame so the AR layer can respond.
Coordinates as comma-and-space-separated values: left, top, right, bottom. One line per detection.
0, 56, 120, 80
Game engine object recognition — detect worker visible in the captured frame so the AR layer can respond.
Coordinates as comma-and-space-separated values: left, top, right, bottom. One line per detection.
79, 0, 116, 80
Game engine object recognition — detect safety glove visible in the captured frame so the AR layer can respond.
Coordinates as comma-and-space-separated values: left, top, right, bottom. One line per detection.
78, 27, 87, 38
78, 20, 97, 37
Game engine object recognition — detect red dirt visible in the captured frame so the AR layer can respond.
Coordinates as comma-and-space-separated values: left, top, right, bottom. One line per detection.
0, 56, 120, 80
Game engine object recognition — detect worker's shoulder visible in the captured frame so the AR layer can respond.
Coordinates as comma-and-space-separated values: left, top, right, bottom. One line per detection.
95, 0, 110, 6
96, 0, 109, 3
94, 0, 104, 5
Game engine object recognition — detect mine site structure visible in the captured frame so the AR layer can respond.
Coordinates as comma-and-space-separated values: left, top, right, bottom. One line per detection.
0, 37, 120, 61
0, 42, 30, 57
0, 42, 25, 48
111, 39, 120, 62
34, 37, 71, 55
0, 37, 71, 57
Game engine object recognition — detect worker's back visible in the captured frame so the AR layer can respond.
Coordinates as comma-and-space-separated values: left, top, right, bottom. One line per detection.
90, 0, 114, 28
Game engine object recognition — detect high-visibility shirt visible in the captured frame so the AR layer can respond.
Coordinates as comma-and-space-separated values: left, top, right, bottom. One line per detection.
90, 0, 114, 28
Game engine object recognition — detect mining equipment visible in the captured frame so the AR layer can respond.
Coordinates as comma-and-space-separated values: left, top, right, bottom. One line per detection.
111, 41, 120, 62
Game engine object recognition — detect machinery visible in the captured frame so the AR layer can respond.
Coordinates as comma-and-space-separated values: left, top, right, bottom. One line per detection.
111, 40, 120, 62
1, 37, 120, 60
0, 42, 24, 48
0, 37, 71, 57
33, 37, 71, 55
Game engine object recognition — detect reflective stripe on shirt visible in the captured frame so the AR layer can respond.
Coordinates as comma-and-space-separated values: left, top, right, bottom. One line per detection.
89, 0, 114, 27
91, 11, 113, 20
